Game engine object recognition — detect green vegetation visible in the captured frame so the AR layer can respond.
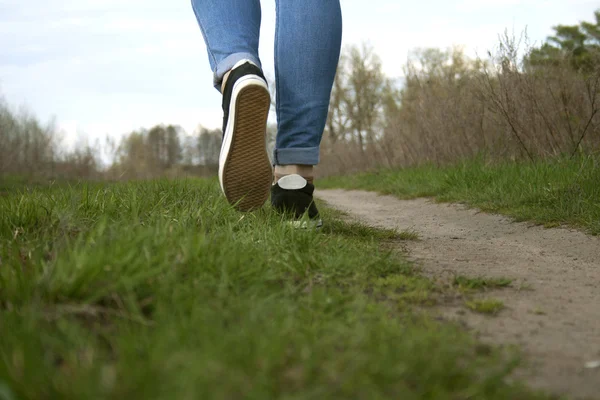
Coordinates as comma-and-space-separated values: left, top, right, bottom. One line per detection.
528, 10, 600, 73
466, 299, 506, 315
453, 276, 513, 292
372, 274, 436, 306
396, 229, 420, 241
0, 179, 549, 399
320, 156, 600, 235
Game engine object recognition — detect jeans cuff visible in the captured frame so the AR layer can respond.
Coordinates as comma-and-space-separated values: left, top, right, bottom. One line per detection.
214, 53, 262, 91
273, 147, 320, 165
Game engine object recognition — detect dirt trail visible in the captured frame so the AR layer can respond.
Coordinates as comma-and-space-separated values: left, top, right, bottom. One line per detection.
317, 189, 600, 399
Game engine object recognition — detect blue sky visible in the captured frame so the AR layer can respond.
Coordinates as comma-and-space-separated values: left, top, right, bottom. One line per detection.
0, 0, 598, 148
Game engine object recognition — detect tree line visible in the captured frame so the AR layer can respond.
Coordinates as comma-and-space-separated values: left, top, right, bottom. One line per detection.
318, 10, 600, 175
1, 9, 598, 181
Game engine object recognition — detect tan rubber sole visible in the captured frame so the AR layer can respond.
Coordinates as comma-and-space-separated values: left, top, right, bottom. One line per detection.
221, 84, 272, 212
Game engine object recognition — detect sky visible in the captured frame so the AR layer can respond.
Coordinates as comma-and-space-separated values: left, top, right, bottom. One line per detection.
0, 0, 598, 149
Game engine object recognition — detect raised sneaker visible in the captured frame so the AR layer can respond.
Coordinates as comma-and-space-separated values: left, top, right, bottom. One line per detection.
219, 60, 272, 211
271, 174, 323, 228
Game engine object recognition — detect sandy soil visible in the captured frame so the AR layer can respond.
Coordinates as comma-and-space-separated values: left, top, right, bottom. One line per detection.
317, 189, 600, 400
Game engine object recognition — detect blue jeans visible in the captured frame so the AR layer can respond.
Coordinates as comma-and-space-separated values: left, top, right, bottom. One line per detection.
191, 0, 342, 165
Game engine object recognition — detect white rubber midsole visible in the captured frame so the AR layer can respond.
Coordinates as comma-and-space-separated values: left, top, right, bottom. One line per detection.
218, 75, 270, 193
289, 219, 323, 229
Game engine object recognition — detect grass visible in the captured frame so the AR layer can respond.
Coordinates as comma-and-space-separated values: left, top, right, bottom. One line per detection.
531, 308, 547, 316
396, 229, 420, 241
453, 276, 513, 292
319, 155, 600, 235
320, 208, 419, 242
466, 299, 506, 315
0, 178, 551, 399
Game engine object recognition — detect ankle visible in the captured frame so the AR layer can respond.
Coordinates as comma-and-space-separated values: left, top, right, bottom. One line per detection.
274, 165, 314, 184
221, 70, 232, 93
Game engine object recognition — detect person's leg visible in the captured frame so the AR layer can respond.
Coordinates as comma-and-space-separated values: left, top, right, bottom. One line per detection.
190, 0, 262, 91
273, 0, 343, 179
191, 0, 272, 212
270, 0, 342, 227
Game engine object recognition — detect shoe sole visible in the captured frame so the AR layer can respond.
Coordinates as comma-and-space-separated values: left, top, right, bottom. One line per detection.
219, 76, 272, 212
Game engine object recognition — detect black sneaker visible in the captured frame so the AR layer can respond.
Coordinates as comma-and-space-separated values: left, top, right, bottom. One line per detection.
271, 174, 323, 228
219, 60, 272, 212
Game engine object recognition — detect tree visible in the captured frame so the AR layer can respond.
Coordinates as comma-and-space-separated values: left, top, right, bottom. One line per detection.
143, 124, 184, 169
181, 134, 198, 165
165, 125, 182, 168
528, 10, 600, 73
324, 44, 399, 152
196, 126, 222, 166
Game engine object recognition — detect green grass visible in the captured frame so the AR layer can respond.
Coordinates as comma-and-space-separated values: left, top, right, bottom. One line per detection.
0, 178, 551, 399
396, 229, 420, 241
466, 299, 506, 315
319, 155, 600, 235
453, 276, 513, 292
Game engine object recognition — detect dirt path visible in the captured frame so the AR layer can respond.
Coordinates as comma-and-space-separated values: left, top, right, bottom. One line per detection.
317, 189, 600, 399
